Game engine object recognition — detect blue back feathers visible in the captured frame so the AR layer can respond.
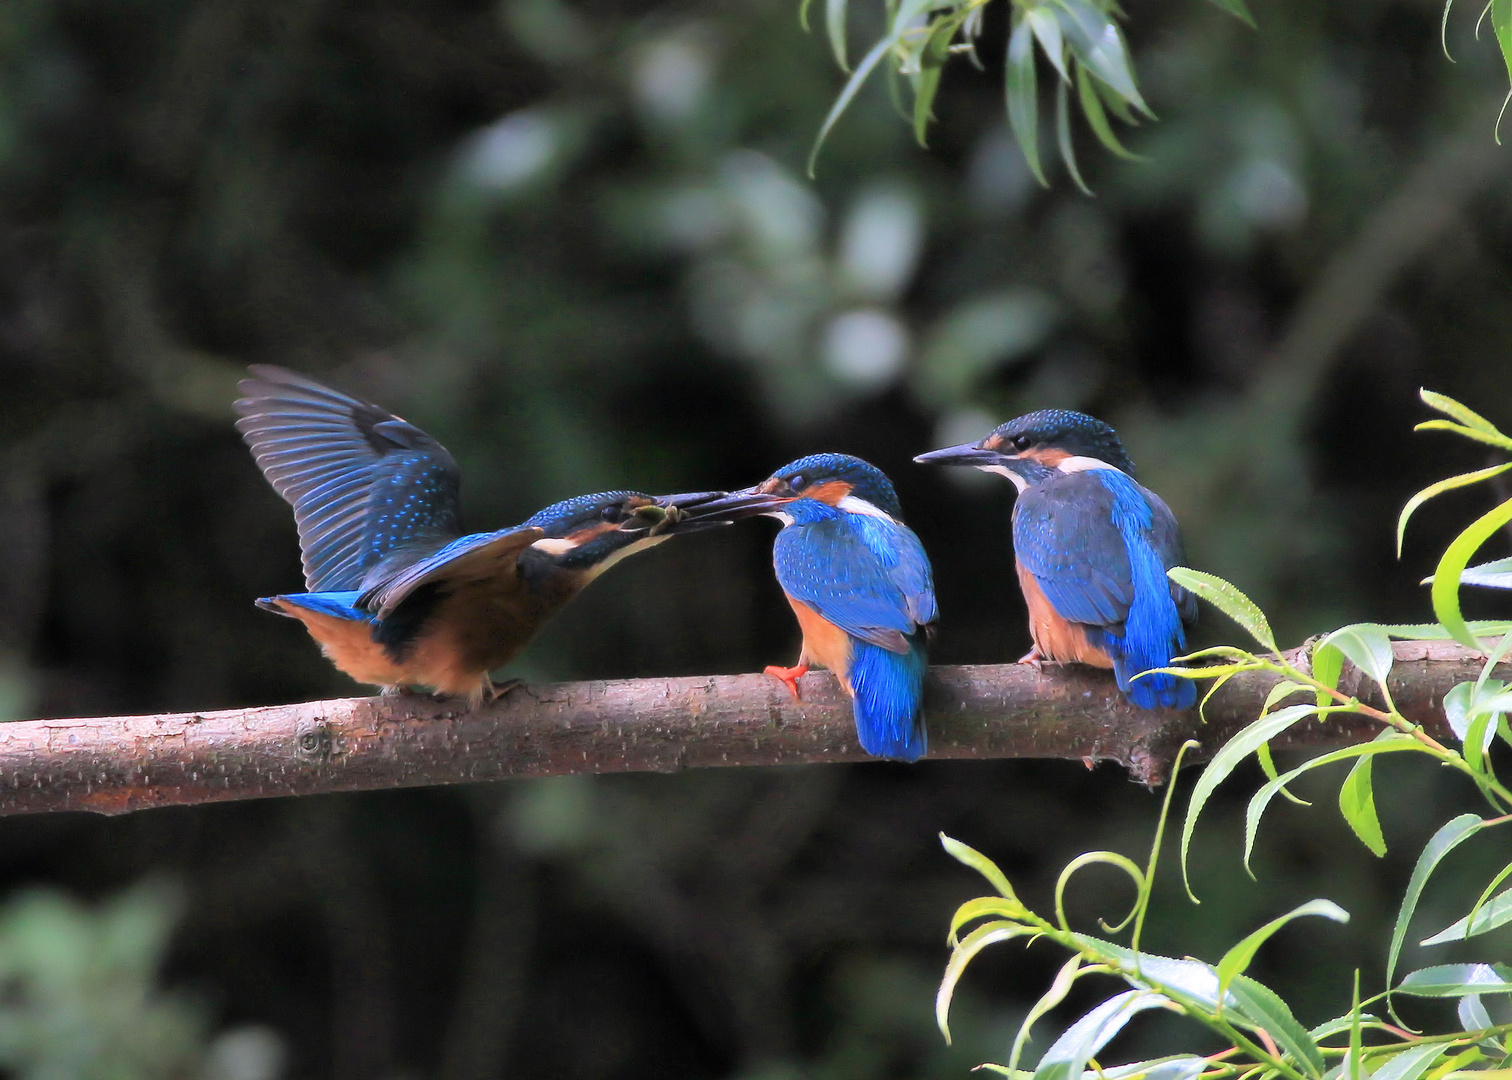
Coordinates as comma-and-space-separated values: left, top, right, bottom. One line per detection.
1013, 467, 1194, 709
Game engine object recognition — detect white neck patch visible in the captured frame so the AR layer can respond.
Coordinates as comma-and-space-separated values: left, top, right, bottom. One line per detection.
531, 536, 578, 555
764, 510, 795, 526
837, 494, 899, 524
976, 463, 1029, 493
1057, 455, 1126, 475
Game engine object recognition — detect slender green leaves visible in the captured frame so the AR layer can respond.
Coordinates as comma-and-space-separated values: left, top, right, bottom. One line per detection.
1396, 962, 1512, 996
1215, 900, 1348, 1003
1396, 462, 1512, 557
1006, 19, 1046, 185
1338, 754, 1387, 856
1420, 885, 1512, 945
1431, 495, 1512, 650
1168, 568, 1277, 652
1387, 815, 1484, 999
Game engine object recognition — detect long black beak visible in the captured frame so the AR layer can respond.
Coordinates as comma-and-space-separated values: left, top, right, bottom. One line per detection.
656, 487, 787, 529
652, 489, 774, 532
913, 442, 1007, 468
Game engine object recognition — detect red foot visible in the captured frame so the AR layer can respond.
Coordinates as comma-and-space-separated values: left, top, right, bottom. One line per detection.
764, 663, 810, 701
1081, 756, 1096, 771
1017, 645, 1045, 672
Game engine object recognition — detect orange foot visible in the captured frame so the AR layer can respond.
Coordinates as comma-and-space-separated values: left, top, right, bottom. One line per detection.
1017, 645, 1045, 672
764, 663, 810, 702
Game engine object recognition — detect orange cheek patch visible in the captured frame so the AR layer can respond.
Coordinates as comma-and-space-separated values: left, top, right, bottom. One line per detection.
785, 595, 855, 691
1019, 447, 1069, 467
564, 520, 618, 547
805, 480, 853, 506
1015, 563, 1114, 669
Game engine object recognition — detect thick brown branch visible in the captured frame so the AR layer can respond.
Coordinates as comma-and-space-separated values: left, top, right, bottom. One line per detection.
0, 641, 1495, 816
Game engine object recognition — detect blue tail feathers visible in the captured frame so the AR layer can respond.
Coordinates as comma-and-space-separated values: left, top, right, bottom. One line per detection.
848, 636, 928, 761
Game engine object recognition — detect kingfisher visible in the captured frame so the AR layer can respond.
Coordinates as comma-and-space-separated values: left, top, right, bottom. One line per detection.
710, 454, 937, 761
914, 409, 1196, 710
235, 365, 734, 704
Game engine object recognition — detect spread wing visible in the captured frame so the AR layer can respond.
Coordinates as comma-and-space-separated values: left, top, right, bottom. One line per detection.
357, 526, 545, 619
1012, 471, 1135, 629
774, 515, 936, 654
235, 365, 463, 593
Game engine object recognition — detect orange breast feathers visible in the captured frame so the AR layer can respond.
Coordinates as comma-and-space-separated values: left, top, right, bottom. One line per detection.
784, 595, 855, 693
1014, 562, 1114, 669
269, 599, 489, 699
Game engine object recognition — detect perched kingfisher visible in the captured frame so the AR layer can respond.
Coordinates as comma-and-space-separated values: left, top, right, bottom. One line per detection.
914, 409, 1196, 710
710, 454, 937, 761
236, 366, 733, 704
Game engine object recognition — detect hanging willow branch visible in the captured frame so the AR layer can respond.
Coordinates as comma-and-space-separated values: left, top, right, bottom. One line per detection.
0, 641, 1488, 816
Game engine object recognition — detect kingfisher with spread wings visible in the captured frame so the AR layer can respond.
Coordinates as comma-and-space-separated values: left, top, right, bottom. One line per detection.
236, 366, 732, 704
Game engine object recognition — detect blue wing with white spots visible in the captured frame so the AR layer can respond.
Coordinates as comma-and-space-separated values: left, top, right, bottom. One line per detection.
357, 525, 545, 619
235, 366, 463, 593
774, 511, 937, 654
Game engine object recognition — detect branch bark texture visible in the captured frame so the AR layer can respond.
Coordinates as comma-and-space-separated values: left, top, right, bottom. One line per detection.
0, 642, 1494, 816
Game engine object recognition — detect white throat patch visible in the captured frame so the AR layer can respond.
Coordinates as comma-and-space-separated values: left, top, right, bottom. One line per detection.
1056, 455, 1126, 475
976, 463, 1029, 493
837, 494, 900, 524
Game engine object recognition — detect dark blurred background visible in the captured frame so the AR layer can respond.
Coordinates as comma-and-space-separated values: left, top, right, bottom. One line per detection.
0, 0, 1509, 1076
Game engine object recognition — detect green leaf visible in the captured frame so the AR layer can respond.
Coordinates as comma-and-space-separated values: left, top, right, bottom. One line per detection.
1052, 0, 1150, 115
1421, 885, 1512, 945
826, 0, 850, 68
1457, 993, 1492, 1034
941, 833, 1021, 901
1263, 681, 1312, 713
1381, 621, 1512, 639
1317, 623, 1394, 687
1033, 991, 1169, 1080
1365, 1043, 1446, 1080
1200, 0, 1257, 27
1227, 974, 1326, 1078
1168, 568, 1277, 653
1244, 737, 1418, 875
938, 920, 1037, 1042
1396, 962, 1512, 997
1008, 955, 1083, 1074
1387, 815, 1485, 1000
1419, 389, 1506, 436
1490, 0, 1512, 105
1076, 66, 1140, 159
948, 896, 1028, 945
1026, 6, 1069, 83
1414, 419, 1512, 452
1338, 755, 1386, 856
1312, 640, 1344, 709
1396, 463, 1512, 557
1181, 704, 1318, 899
912, 62, 943, 145
1216, 900, 1349, 1002
1054, 76, 1091, 195
1461, 555, 1512, 589
1432, 495, 1512, 650
809, 35, 893, 175
1007, 19, 1047, 186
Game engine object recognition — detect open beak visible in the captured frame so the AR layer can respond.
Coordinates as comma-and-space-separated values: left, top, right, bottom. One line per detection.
655, 487, 789, 529
913, 442, 1009, 468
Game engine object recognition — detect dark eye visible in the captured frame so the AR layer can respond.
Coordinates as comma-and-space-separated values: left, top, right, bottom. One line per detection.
788, 475, 807, 491
600, 504, 624, 523
1011, 435, 1032, 452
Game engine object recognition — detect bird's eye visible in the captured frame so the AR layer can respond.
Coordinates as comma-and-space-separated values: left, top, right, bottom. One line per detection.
788, 475, 807, 491
1011, 435, 1032, 452
600, 505, 624, 523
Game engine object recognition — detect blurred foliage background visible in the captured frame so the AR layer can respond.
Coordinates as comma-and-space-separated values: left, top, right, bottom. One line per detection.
0, 0, 1509, 1075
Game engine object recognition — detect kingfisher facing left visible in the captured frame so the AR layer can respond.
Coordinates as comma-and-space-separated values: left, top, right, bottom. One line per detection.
236, 366, 733, 703
915, 409, 1196, 710
711, 454, 937, 762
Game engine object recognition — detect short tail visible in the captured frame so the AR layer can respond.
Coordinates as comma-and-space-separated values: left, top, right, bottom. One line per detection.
848, 636, 928, 762
1091, 622, 1196, 710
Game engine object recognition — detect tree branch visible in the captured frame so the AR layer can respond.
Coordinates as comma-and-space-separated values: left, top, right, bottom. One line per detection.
0, 641, 1493, 816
